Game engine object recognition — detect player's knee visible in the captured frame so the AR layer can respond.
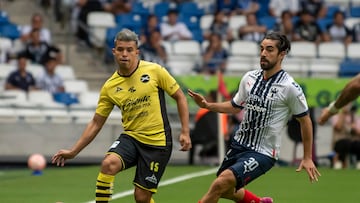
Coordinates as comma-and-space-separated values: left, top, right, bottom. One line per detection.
100, 155, 122, 174
134, 188, 152, 203
212, 170, 236, 193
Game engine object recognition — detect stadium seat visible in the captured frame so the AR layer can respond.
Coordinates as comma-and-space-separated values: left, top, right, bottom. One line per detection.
0, 89, 26, 107
350, 6, 360, 17
0, 108, 18, 123
339, 59, 360, 77
179, 15, 200, 30
153, 1, 177, 21
0, 63, 15, 80
344, 17, 360, 30
14, 108, 46, 123
308, 60, 339, 78
55, 64, 76, 80
200, 14, 214, 32
191, 28, 204, 43
178, 1, 204, 17
226, 59, 253, 75
289, 41, 317, 59
63, 80, 89, 95
0, 23, 21, 40
230, 40, 258, 57
27, 63, 45, 78
316, 18, 333, 32
258, 16, 277, 30
318, 42, 346, 59
115, 13, 143, 34
173, 40, 201, 56
28, 90, 66, 109
283, 58, 307, 78
42, 109, 71, 123
0, 11, 9, 25
0, 37, 12, 62
347, 42, 360, 59
167, 59, 196, 75
71, 90, 99, 109
228, 15, 247, 32
87, 11, 116, 48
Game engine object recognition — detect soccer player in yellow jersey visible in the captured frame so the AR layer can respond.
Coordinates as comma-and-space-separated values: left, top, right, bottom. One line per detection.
51, 28, 191, 203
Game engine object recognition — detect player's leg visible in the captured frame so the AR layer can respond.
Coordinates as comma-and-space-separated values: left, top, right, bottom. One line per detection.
96, 134, 138, 203
221, 150, 275, 203
133, 139, 172, 203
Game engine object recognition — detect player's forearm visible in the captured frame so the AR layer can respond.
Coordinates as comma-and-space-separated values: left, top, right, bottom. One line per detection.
334, 74, 360, 109
301, 125, 313, 160
206, 101, 239, 114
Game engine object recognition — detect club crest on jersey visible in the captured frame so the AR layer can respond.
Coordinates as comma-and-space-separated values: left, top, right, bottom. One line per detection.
267, 87, 278, 99
140, 74, 150, 83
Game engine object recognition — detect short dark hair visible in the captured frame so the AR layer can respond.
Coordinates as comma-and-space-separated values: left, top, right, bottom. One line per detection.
262, 32, 291, 54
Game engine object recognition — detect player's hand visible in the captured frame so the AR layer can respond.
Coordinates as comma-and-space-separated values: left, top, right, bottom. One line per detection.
178, 132, 192, 151
51, 149, 76, 167
296, 158, 321, 183
187, 89, 208, 108
318, 108, 335, 125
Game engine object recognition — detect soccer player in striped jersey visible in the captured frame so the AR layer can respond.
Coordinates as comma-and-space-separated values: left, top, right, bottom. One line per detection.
52, 28, 191, 203
188, 32, 320, 203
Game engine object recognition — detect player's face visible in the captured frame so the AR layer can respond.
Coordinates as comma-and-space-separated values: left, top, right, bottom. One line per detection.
113, 40, 139, 71
259, 39, 284, 71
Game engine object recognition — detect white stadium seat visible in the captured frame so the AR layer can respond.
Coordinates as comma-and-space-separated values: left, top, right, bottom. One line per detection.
289, 41, 317, 59
87, 11, 116, 48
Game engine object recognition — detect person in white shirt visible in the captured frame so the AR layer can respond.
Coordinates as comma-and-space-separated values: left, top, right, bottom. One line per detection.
160, 9, 192, 42
21, 12, 51, 44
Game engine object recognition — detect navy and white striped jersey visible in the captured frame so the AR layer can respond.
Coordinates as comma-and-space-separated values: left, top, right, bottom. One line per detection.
231, 69, 308, 159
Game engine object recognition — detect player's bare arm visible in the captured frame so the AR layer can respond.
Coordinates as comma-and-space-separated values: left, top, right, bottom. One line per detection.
319, 73, 360, 125
52, 113, 107, 166
171, 89, 191, 151
295, 114, 321, 183
187, 89, 240, 114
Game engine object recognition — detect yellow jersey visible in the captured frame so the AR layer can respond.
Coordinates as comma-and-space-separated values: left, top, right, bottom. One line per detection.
96, 60, 180, 146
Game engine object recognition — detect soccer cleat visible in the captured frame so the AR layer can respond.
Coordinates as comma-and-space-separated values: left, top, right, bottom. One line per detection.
260, 197, 273, 203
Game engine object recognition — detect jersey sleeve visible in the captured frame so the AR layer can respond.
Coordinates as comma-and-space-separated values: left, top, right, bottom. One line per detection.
286, 80, 308, 117
156, 66, 180, 96
95, 84, 114, 117
232, 72, 249, 108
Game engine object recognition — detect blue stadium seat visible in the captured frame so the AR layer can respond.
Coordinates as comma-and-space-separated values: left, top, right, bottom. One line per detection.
115, 13, 142, 34
258, 16, 276, 30
339, 59, 360, 77
0, 11, 9, 25
325, 5, 341, 19
256, 0, 270, 18
179, 14, 200, 30
350, 6, 360, 17
317, 18, 333, 32
191, 28, 203, 43
0, 23, 21, 40
153, 2, 177, 21
179, 2, 204, 17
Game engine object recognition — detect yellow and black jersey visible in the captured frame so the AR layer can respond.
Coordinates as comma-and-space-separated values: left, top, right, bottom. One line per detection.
96, 60, 180, 146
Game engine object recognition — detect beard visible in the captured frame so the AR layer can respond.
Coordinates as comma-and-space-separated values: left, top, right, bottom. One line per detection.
260, 58, 276, 71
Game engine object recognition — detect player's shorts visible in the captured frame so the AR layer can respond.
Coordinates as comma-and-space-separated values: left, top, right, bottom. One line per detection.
217, 145, 275, 190
107, 133, 172, 193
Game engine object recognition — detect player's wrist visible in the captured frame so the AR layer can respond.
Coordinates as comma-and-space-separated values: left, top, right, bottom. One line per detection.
328, 101, 340, 114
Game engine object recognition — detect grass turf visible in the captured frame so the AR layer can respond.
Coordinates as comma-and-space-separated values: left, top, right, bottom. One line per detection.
0, 165, 358, 203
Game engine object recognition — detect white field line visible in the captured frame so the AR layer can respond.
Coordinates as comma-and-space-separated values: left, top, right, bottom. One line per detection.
85, 167, 217, 203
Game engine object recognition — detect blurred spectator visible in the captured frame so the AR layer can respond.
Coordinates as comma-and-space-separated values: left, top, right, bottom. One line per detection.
331, 103, 360, 170
323, 11, 352, 46
203, 10, 234, 43
234, 0, 259, 16
102, 0, 132, 15
216, 0, 238, 16
20, 12, 51, 44
140, 14, 160, 44
139, 30, 167, 68
299, 0, 327, 19
269, 0, 299, 19
36, 56, 65, 94
201, 33, 228, 75
273, 10, 296, 41
353, 22, 360, 42
4, 52, 37, 92
293, 10, 324, 44
75, 0, 104, 47
23, 28, 62, 65
160, 9, 193, 42
238, 13, 267, 42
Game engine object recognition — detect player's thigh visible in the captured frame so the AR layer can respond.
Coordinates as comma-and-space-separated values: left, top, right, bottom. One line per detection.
107, 134, 139, 170
134, 141, 172, 192
230, 151, 275, 189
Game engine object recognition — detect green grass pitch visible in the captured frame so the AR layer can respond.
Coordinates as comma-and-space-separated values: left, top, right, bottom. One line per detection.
0, 164, 359, 203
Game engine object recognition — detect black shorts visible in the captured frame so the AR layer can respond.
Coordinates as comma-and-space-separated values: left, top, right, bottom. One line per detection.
217, 146, 275, 190
107, 134, 172, 193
